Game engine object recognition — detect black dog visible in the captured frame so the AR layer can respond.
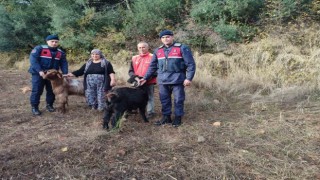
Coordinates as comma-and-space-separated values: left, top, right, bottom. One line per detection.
103, 76, 149, 129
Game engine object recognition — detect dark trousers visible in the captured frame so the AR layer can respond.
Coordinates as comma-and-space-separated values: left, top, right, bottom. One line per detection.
159, 84, 185, 116
30, 74, 55, 107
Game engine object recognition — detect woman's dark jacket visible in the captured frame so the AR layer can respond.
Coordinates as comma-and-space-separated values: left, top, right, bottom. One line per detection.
72, 59, 115, 92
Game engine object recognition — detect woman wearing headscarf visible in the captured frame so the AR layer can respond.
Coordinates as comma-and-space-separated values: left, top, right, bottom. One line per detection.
67, 49, 116, 111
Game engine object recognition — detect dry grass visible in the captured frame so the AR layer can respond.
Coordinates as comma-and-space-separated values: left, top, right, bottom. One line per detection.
1, 68, 319, 179
193, 23, 320, 104
1, 23, 320, 179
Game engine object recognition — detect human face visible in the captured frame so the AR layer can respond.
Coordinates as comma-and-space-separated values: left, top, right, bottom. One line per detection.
137, 43, 149, 55
46, 40, 59, 48
91, 53, 101, 61
161, 35, 174, 47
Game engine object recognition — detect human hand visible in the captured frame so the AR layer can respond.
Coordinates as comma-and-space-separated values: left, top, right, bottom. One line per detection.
110, 79, 116, 87
66, 73, 75, 77
183, 79, 192, 86
39, 71, 45, 78
139, 79, 147, 86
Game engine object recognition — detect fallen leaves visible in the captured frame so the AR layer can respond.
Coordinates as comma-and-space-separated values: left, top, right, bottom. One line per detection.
20, 86, 31, 94
117, 149, 126, 156
197, 136, 206, 143
212, 121, 221, 127
61, 147, 68, 152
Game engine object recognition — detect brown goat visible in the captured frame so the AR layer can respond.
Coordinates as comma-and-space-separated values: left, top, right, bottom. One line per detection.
43, 69, 84, 113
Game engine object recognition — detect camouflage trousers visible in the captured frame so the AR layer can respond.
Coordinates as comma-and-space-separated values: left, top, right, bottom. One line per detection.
85, 74, 106, 110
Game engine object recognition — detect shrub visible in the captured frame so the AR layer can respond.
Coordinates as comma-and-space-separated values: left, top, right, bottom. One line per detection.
175, 21, 228, 53
190, 0, 264, 42
92, 28, 126, 62
124, 0, 183, 39
214, 22, 240, 42
191, 0, 264, 24
262, 0, 313, 23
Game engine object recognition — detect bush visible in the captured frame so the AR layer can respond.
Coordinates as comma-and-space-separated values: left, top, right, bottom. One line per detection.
262, 0, 313, 23
175, 21, 228, 53
190, 0, 222, 24
124, 0, 184, 39
92, 28, 126, 62
225, 0, 264, 23
214, 22, 240, 42
190, 0, 264, 42
191, 0, 264, 24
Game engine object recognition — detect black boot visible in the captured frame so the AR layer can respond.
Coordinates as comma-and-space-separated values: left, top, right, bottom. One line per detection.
172, 116, 182, 127
46, 104, 55, 112
154, 115, 172, 126
32, 106, 41, 116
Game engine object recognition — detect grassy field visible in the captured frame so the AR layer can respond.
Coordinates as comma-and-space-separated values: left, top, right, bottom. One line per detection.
0, 67, 319, 179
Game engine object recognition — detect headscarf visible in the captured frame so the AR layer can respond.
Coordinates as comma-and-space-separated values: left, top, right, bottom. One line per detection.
84, 49, 108, 73
90, 49, 106, 59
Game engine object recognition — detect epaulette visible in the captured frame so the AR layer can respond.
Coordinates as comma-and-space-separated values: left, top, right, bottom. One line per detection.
173, 43, 181, 47
158, 44, 164, 48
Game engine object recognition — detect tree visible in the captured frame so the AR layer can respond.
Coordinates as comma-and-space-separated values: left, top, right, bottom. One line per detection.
0, 0, 52, 50
124, 0, 184, 39
0, 5, 16, 51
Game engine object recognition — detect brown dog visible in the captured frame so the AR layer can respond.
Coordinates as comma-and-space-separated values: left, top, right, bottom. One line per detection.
43, 69, 84, 113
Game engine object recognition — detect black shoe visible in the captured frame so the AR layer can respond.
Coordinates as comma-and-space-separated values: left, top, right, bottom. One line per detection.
46, 104, 55, 112
172, 116, 182, 127
32, 106, 41, 116
154, 115, 172, 126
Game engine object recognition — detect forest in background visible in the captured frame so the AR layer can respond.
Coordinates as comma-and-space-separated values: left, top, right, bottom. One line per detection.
0, 0, 319, 61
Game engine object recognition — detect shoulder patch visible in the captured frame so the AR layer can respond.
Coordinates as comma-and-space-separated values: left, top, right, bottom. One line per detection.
158, 45, 164, 48
174, 43, 181, 47
31, 49, 37, 54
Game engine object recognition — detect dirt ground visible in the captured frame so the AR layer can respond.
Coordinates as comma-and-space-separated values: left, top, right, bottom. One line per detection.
0, 68, 319, 179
